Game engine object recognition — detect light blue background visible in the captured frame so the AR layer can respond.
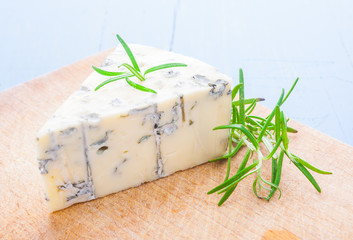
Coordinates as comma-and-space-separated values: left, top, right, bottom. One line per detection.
1, 0, 352, 146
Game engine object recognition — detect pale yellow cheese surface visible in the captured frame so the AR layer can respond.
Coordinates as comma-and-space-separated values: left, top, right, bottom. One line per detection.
37, 44, 231, 212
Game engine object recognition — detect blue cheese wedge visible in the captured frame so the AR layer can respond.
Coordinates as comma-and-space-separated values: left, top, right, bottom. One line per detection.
37, 44, 232, 212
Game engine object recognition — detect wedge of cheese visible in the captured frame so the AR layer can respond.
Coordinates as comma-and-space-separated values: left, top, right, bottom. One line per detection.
37, 44, 232, 212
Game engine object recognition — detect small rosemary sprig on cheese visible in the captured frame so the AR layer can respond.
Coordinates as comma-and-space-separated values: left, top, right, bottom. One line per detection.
208, 69, 332, 206
93, 34, 187, 93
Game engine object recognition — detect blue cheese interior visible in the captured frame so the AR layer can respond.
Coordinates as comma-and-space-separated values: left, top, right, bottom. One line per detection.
37, 44, 232, 212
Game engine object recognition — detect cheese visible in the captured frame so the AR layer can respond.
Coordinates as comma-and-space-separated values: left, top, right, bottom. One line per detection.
37, 44, 232, 212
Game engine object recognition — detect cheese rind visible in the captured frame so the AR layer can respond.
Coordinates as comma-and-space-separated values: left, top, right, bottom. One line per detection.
37, 44, 231, 212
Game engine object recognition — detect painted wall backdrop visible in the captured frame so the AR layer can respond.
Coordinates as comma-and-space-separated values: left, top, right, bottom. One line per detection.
1, 0, 352, 146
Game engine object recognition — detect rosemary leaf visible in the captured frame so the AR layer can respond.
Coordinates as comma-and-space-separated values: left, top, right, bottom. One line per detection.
282, 77, 299, 105
281, 111, 289, 150
144, 63, 187, 76
253, 176, 260, 198
267, 150, 284, 200
217, 169, 257, 194
292, 159, 322, 193
218, 185, 237, 206
271, 157, 277, 190
287, 126, 298, 133
292, 154, 332, 175
233, 105, 239, 124
219, 149, 252, 206
239, 69, 245, 125
225, 130, 233, 181
275, 105, 281, 141
247, 115, 267, 122
257, 109, 275, 143
124, 77, 157, 94
245, 98, 257, 114
92, 65, 125, 76
232, 98, 265, 106
239, 149, 252, 170
277, 89, 285, 106
232, 83, 243, 100
95, 74, 134, 91
207, 161, 258, 194
214, 124, 259, 151
116, 34, 141, 72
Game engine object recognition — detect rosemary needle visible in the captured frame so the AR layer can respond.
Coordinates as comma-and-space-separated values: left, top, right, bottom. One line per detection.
209, 69, 332, 205
124, 77, 157, 94
92, 65, 125, 76
116, 34, 141, 72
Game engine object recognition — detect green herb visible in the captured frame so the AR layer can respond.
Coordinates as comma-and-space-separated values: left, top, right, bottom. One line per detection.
144, 63, 187, 76
125, 77, 157, 94
92, 66, 125, 76
208, 69, 332, 205
95, 74, 134, 91
116, 34, 141, 72
93, 34, 188, 93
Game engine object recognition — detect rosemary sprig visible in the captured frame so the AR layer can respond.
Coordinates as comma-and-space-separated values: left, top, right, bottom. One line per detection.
93, 34, 187, 93
208, 69, 332, 205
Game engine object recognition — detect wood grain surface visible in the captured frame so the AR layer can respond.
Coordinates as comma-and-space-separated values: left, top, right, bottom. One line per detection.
0, 50, 352, 240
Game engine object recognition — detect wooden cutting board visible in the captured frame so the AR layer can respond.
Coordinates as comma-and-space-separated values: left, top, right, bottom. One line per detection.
1, 50, 352, 240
